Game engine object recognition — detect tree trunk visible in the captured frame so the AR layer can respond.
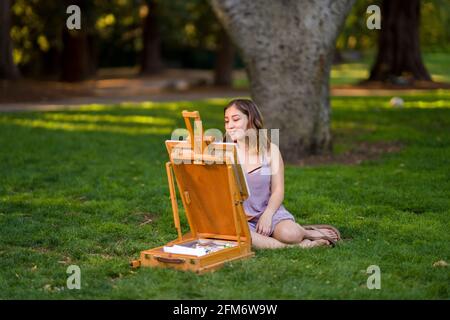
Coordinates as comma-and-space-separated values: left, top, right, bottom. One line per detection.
214, 28, 235, 86
60, 0, 94, 82
210, 0, 355, 161
369, 0, 431, 82
0, 0, 20, 80
141, 0, 163, 75
41, 47, 62, 79
61, 29, 92, 82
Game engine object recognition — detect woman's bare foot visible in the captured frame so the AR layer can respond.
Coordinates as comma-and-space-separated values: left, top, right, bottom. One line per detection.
298, 239, 330, 248
305, 229, 339, 242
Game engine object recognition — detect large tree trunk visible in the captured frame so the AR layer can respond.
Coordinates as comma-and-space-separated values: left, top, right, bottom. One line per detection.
369, 0, 431, 82
141, 0, 163, 75
0, 0, 20, 80
211, 0, 355, 161
214, 28, 235, 86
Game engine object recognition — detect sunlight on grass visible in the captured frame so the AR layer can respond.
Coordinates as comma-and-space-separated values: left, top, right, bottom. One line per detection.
431, 75, 447, 82
42, 113, 175, 126
403, 100, 450, 108
332, 91, 450, 111
119, 101, 182, 111
74, 101, 171, 112
203, 98, 247, 105
75, 101, 226, 113
0, 118, 173, 135
332, 97, 385, 110
74, 104, 119, 112
331, 63, 369, 85
331, 121, 378, 131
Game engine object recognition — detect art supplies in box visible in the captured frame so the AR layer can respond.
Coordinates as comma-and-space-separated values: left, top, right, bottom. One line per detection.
163, 239, 238, 257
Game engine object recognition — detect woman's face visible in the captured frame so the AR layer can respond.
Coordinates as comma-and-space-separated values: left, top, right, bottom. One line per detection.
224, 105, 249, 141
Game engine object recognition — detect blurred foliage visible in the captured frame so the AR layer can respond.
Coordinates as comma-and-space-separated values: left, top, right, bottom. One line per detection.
158, 0, 223, 68
8, 0, 450, 75
11, 0, 61, 67
10, 0, 226, 74
337, 0, 450, 52
420, 0, 450, 51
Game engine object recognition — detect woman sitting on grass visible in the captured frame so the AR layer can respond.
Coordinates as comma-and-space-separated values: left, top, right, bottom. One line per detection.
224, 99, 341, 249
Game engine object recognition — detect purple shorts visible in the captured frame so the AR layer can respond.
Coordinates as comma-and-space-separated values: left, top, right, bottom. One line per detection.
248, 206, 295, 236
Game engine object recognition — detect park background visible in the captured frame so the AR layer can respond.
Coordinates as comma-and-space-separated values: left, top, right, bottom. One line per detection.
0, 0, 449, 299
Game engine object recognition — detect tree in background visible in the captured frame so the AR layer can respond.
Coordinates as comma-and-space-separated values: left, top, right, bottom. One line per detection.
335, 0, 379, 55
61, 0, 97, 82
141, 0, 164, 75
335, 0, 449, 66
211, 0, 355, 160
0, 0, 20, 79
369, 0, 432, 82
420, 0, 450, 52
161, 0, 236, 86
214, 27, 235, 86
8, 1, 63, 78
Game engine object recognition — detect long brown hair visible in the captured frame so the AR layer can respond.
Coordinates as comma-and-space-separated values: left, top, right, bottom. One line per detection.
224, 99, 270, 157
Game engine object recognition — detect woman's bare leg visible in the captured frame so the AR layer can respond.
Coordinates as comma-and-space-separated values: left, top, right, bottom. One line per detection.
251, 231, 289, 249
272, 220, 307, 244
271, 220, 339, 243
251, 231, 330, 249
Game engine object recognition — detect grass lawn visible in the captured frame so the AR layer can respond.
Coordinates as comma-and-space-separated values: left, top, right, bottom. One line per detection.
0, 91, 449, 299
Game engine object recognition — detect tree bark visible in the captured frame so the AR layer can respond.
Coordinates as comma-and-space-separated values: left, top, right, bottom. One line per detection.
369, 0, 431, 82
141, 0, 163, 75
60, 0, 94, 82
214, 28, 235, 86
211, 0, 355, 161
0, 0, 20, 80
61, 29, 92, 82
42, 47, 62, 78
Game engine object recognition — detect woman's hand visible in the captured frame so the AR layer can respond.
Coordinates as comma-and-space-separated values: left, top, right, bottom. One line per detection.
256, 212, 273, 236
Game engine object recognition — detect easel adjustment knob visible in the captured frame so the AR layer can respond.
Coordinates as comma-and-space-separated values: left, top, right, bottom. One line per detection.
130, 260, 141, 268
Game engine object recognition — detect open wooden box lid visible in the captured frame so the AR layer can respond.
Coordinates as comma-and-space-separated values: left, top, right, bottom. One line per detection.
164, 111, 251, 243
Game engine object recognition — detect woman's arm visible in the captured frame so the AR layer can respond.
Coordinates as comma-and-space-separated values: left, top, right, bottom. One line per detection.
255, 143, 285, 236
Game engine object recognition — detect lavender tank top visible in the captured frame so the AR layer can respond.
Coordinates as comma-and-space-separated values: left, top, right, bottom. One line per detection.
243, 157, 291, 217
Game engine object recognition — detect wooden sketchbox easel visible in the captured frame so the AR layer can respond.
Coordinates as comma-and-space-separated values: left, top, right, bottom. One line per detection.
130, 110, 254, 273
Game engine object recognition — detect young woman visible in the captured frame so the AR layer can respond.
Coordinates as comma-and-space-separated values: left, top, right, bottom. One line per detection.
224, 99, 341, 249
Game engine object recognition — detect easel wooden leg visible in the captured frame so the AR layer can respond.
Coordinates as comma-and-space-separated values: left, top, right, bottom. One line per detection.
166, 162, 183, 241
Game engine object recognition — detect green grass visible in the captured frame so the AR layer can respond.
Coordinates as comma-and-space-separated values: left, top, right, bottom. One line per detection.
0, 92, 449, 299
233, 52, 450, 87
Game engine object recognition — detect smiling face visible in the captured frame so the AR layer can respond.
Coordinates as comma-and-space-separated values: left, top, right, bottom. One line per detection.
224, 105, 249, 142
